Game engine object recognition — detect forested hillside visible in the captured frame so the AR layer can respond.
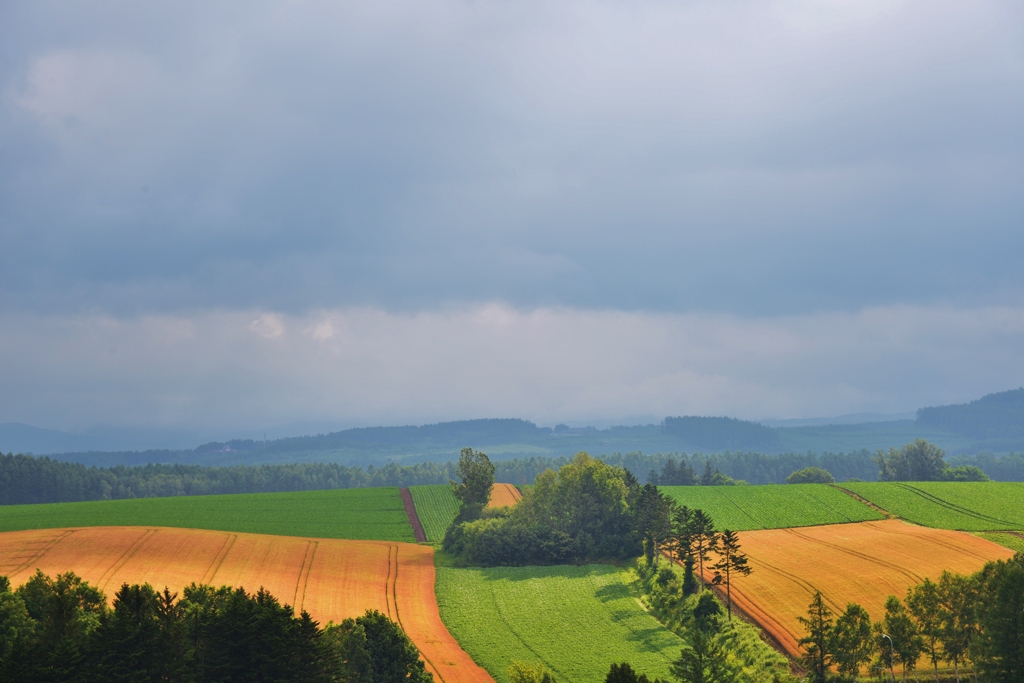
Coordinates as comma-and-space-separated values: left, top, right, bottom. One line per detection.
662, 416, 779, 450
917, 388, 1024, 448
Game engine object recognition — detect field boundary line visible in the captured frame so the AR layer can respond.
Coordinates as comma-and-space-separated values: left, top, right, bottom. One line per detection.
832, 486, 896, 519
292, 540, 318, 616
7, 529, 76, 576
893, 484, 1020, 528
201, 533, 238, 585
401, 488, 427, 542
669, 549, 804, 658
385, 544, 398, 621
98, 528, 158, 591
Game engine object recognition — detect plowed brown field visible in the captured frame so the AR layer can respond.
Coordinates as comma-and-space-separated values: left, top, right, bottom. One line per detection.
0, 527, 492, 683
486, 483, 522, 509
692, 520, 1014, 657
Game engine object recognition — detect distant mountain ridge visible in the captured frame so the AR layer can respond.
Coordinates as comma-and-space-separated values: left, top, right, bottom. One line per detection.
6, 388, 1024, 465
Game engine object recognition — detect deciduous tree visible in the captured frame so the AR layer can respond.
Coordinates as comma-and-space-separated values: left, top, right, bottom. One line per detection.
830, 602, 873, 681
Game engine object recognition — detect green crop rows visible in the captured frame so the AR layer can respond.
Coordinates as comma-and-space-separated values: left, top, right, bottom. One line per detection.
436, 564, 683, 683
0, 488, 415, 541
659, 484, 883, 531
409, 484, 460, 542
844, 482, 1024, 531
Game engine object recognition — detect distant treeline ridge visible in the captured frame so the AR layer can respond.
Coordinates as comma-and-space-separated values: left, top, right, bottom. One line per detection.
0, 449, 1022, 505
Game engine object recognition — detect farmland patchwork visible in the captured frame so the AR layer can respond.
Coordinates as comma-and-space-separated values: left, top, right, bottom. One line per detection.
687, 519, 1014, 656
0, 526, 491, 683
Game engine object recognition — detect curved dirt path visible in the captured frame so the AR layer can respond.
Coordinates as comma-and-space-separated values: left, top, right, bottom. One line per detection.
0, 526, 493, 683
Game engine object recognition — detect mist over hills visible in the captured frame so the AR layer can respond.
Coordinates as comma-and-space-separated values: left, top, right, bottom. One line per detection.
2, 388, 1023, 468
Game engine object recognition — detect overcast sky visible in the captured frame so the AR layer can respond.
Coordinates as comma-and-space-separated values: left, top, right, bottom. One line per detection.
2, 0, 1023, 436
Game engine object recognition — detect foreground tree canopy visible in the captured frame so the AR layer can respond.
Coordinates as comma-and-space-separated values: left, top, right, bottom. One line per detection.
0, 571, 431, 683
797, 552, 1024, 683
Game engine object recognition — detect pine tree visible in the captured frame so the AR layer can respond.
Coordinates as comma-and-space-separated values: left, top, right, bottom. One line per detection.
797, 591, 834, 683
709, 529, 751, 621
691, 510, 718, 588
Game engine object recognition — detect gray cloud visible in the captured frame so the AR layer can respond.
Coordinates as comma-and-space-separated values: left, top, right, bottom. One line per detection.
2, 2, 1024, 432
1, 0, 1022, 316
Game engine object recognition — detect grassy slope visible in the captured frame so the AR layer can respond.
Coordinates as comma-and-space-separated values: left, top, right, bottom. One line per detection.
845, 482, 1024, 531
409, 484, 460, 542
660, 484, 883, 531
0, 488, 415, 541
436, 564, 684, 683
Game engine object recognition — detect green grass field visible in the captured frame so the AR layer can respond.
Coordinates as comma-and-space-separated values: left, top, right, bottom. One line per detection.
409, 484, 460, 542
659, 484, 882, 531
844, 482, 1024, 531
436, 564, 684, 683
0, 488, 415, 541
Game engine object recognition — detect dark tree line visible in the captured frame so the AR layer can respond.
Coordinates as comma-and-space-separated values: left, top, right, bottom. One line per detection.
798, 553, 1024, 682
0, 446, 1017, 507
0, 571, 431, 682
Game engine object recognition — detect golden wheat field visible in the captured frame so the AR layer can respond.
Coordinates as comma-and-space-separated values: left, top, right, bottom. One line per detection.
698, 520, 1015, 656
486, 483, 522, 509
0, 526, 493, 683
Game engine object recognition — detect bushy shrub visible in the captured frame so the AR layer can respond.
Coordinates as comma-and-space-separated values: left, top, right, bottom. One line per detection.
785, 467, 835, 484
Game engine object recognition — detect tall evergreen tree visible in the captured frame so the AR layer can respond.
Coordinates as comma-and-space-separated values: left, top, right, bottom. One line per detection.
709, 529, 751, 621
691, 510, 718, 589
798, 591, 834, 683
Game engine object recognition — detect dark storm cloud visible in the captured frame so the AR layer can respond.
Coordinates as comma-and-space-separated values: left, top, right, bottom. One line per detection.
2, 0, 1022, 316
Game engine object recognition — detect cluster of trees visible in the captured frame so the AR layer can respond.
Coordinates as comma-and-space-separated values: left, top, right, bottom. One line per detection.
798, 553, 1024, 682
874, 440, 989, 482
786, 467, 835, 484
646, 459, 740, 486
635, 560, 791, 683
443, 451, 648, 565
636, 451, 880, 486
0, 571, 430, 682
